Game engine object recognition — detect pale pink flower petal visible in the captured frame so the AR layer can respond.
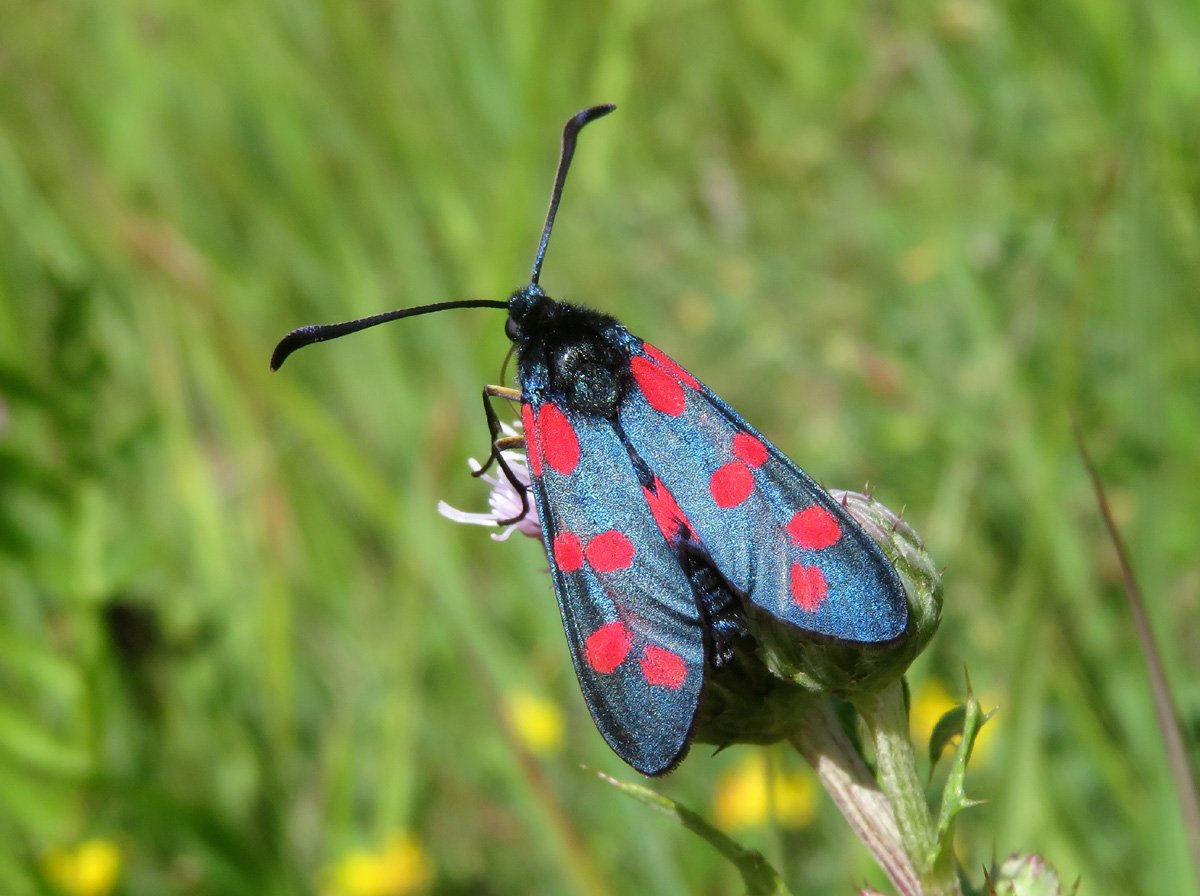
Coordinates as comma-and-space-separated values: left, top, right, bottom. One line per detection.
437, 421, 541, 541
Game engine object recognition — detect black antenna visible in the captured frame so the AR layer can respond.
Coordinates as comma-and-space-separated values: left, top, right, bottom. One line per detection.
530, 104, 616, 285
270, 299, 508, 370
271, 105, 616, 371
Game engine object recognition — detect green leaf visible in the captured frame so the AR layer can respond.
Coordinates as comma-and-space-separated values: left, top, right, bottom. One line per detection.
593, 770, 793, 896
928, 705, 967, 771
930, 672, 992, 874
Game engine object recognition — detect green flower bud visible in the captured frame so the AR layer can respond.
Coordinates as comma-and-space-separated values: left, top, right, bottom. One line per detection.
989, 853, 1072, 896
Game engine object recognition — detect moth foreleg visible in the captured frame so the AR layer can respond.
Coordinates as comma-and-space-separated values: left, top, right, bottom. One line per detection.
474, 384, 532, 526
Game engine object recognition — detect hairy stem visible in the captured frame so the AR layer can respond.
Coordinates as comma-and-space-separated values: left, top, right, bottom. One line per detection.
791, 699, 921, 896
854, 682, 960, 896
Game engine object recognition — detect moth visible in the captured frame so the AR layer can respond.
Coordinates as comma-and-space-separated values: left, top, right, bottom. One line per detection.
273, 105, 907, 774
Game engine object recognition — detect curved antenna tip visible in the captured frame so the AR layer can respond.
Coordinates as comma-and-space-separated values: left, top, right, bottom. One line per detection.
577, 104, 617, 124
270, 329, 312, 371
530, 103, 618, 285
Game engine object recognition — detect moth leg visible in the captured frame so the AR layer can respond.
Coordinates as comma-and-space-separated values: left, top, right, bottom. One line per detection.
474, 385, 524, 477
475, 384, 532, 526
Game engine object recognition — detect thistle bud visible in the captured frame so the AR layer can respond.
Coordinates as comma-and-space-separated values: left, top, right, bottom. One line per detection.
751, 490, 942, 697
988, 853, 1072, 896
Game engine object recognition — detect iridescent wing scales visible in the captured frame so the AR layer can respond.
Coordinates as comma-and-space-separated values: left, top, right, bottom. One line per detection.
520, 399, 707, 775
616, 342, 908, 643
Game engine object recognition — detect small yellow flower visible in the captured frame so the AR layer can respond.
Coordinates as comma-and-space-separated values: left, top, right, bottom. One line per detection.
43, 838, 122, 896
712, 753, 817, 830
324, 833, 431, 896
910, 678, 994, 764
505, 690, 565, 755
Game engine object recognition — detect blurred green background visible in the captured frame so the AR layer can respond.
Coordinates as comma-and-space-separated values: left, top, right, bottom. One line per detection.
2, 1, 1197, 894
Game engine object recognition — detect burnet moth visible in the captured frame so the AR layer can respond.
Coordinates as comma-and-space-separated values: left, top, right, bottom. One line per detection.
272, 105, 908, 775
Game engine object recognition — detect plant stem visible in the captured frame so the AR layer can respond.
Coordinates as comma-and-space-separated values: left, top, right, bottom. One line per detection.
854, 682, 961, 896
791, 700, 920, 896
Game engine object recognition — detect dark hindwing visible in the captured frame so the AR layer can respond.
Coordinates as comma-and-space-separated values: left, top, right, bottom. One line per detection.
616, 342, 909, 644
521, 399, 707, 775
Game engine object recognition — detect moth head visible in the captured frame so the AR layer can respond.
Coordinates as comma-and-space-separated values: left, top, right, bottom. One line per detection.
505, 284, 548, 343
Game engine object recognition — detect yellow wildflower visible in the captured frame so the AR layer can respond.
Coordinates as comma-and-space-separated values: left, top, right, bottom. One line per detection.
43, 838, 122, 896
324, 833, 431, 896
712, 752, 817, 830
505, 690, 565, 755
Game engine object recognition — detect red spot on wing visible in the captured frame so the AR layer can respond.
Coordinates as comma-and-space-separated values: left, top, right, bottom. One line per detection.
522, 403, 542, 477
585, 530, 636, 572
538, 403, 579, 475
709, 462, 755, 508
786, 506, 842, 550
585, 621, 633, 674
641, 342, 700, 389
631, 355, 686, 416
640, 645, 687, 689
642, 478, 695, 544
552, 532, 584, 572
790, 563, 828, 612
732, 432, 768, 468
